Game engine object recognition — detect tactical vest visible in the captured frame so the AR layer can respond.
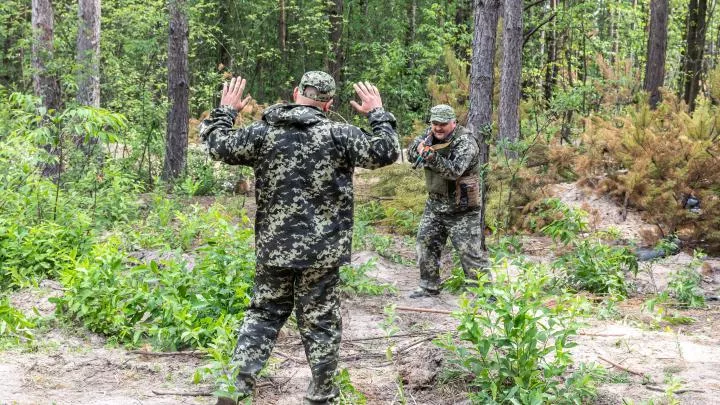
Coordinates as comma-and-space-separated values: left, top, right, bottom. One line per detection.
423, 126, 480, 211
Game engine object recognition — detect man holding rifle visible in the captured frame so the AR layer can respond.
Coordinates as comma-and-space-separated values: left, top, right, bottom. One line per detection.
407, 104, 489, 298
200, 71, 399, 404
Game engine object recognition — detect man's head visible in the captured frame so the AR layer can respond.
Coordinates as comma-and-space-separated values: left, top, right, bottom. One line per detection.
429, 104, 457, 140
294, 71, 335, 111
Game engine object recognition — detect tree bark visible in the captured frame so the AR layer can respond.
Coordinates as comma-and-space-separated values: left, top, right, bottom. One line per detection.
682, 0, 708, 111
499, 0, 522, 157
468, 0, 500, 250
327, 0, 344, 90
162, 0, 189, 182
76, 0, 101, 107
544, 0, 557, 102
279, 0, 287, 52
643, 0, 669, 108
32, 0, 60, 111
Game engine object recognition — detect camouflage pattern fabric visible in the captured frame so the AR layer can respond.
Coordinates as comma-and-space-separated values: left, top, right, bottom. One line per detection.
232, 264, 341, 403
415, 205, 489, 292
407, 125, 480, 214
299, 71, 335, 101
200, 104, 399, 268
199, 101, 398, 403
407, 125, 488, 292
428, 104, 456, 123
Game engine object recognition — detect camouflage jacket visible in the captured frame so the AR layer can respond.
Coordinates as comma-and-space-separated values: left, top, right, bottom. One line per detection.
200, 104, 399, 268
407, 125, 480, 214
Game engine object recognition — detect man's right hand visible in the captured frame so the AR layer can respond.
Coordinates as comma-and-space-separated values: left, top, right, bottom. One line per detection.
350, 81, 383, 114
220, 76, 252, 111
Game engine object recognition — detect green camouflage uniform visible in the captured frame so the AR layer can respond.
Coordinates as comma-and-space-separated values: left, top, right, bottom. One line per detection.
407, 105, 489, 295
200, 71, 399, 404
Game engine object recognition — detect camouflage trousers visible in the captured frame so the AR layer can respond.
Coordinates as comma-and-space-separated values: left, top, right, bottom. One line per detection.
232, 264, 341, 404
416, 206, 489, 292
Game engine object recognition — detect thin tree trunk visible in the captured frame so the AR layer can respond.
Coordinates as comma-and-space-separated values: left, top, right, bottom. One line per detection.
682, 0, 708, 110
76, 0, 101, 107
32, 0, 60, 111
544, 0, 557, 101
468, 0, 500, 250
162, 0, 189, 182
499, 0, 522, 157
327, 0, 344, 89
644, 0, 669, 108
32, 0, 62, 177
279, 0, 287, 53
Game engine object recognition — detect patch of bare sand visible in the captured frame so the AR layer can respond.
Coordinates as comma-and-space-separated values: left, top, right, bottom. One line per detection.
552, 182, 648, 244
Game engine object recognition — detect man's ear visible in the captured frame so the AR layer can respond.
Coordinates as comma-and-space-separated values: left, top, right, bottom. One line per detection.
293, 87, 299, 103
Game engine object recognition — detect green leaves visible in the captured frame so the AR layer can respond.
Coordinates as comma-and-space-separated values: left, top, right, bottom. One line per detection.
438, 261, 600, 404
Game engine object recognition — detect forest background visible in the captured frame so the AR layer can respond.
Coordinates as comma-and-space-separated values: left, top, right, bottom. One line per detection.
1, 0, 720, 403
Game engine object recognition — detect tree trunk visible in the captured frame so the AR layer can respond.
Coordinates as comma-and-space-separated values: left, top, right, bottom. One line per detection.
499, 0, 522, 156
643, 0, 669, 108
468, 0, 500, 250
32, 0, 60, 111
327, 0, 344, 91
682, 0, 708, 111
279, 0, 287, 53
32, 0, 62, 177
162, 0, 189, 182
76, 0, 101, 107
544, 0, 557, 102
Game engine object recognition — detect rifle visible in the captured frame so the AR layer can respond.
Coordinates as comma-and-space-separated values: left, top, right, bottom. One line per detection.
411, 132, 434, 169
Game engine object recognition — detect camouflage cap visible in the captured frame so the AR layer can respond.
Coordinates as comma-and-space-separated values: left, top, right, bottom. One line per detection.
429, 104, 456, 123
299, 71, 336, 102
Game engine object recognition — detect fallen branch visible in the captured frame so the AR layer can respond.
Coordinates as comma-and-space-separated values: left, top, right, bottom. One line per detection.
130, 350, 205, 357
578, 332, 627, 337
273, 350, 305, 363
597, 356, 645, 377
395, 306, 453, 315
644, 385, 705, 394
396, 335, 437, 354
152, 390, 213, 397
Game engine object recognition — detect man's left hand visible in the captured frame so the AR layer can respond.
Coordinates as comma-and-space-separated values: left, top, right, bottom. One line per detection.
220, 76, 252, 111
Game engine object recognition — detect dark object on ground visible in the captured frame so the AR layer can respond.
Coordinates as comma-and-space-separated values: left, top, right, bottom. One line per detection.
635, 237, 682, 262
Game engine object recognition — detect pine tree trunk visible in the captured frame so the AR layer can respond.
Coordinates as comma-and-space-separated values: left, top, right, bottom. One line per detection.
32, 0, 62, 177
280, 0, 287, 50
327, 0, 344, 90
682, 0, 708, 111
643, 0, 669, 108
499, 0, 522, 157
544, 0, 557, 102
468, 0, 500, 250
162, 0, 189, 182
76, 0, 101, 107
32, 0, 60, 111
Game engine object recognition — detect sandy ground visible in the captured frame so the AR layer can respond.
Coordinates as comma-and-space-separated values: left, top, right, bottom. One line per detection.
2, 182, 720, 404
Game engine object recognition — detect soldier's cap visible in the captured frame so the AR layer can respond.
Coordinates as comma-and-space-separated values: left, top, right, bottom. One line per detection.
429, 104, 456, 123
299, 71, 335, 102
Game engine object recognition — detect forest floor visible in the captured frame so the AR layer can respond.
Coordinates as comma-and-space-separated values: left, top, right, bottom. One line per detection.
1, 181, 720, 405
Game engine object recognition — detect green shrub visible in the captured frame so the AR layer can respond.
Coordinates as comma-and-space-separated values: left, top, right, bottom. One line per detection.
555, 240, 637, 297
0, 296, 34, 343
340, 259, 396, 297
437, 261, 600, 404
54, 212, 256, 350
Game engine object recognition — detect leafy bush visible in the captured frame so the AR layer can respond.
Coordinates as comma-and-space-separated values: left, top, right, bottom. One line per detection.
666, 250, 706, 308
555, 240, 638, 297
0, 296, 34, 343
340, 259, 396, 297
55, 209, 256, 350
438, 261, 600, 404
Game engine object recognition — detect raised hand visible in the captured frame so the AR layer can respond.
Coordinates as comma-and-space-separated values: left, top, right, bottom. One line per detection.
350, 81, 383, 114
220, 76, 252, 111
